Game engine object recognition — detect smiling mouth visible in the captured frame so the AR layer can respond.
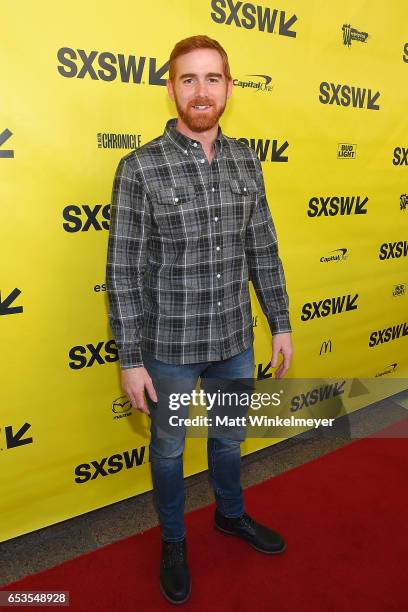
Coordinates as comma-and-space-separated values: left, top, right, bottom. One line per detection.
192, 105, 211, 111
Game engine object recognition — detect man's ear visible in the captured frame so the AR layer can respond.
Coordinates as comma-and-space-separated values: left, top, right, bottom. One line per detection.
167, 79, 175, 101
226, 78, 233, 99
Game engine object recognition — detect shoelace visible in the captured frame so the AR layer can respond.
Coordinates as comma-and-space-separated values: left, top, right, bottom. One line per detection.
162, 540, 186, 569
236, 513, 257, 532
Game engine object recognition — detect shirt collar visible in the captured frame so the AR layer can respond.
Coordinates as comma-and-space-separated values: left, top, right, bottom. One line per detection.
164, 117, 226, 156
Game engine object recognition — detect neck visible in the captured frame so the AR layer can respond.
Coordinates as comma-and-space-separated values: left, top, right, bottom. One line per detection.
175, 117, 218, 157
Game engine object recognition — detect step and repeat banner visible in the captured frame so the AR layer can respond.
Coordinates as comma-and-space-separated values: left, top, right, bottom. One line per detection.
1, 1, 407, 541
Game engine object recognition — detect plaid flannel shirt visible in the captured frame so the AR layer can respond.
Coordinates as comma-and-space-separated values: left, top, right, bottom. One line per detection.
106, 118, 291, 368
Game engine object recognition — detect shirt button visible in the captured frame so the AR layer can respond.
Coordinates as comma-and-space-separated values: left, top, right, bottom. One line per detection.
193, 142, 198, 147
200, 158, 205, 163
184, 150, 188, 154
214, 217, 218, 222
216, 246, 220, 251
217, 301, 222, 306
174, 197, 179, 202
217, 274, 221, 278
211, 187, 215, 192
243, 187, 247, 192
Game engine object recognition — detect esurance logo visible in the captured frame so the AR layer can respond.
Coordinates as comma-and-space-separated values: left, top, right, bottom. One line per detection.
320, 248, 348, 263
57, 48, 168, 85
210, 1, 297, 37
368, 322, 408, 347
233, 74, 273, 93
342, 24, 369, 46
308, 195, 368, 217
319, 82, 380, 110
301, 294, 358, 321
237, 137, 288, 162
379, 241, 408, 260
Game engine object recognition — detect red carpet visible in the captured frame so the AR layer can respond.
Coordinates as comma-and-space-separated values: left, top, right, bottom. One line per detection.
2, 417, 408, 611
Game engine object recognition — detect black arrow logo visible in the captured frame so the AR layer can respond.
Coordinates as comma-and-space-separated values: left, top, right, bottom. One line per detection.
0, 128, 14, 158
257, 361, 273, 380
5, 423, 33, 448
279, 13, 297, 38
0, 288, 23, 315
149, 59, 169, 86
367, 90, 380, 110
272, 140, 289, 162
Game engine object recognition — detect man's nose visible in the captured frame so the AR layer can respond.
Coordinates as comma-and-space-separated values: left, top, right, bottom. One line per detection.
195, 80, 209, 98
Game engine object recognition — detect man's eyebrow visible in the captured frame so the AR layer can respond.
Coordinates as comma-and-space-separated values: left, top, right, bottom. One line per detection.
178, 72, 224, 80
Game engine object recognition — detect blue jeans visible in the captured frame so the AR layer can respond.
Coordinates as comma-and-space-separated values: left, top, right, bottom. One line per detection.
142, 345, 255, 542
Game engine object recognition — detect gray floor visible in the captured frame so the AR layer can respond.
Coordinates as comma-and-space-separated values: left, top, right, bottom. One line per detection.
1, 391, 407, 587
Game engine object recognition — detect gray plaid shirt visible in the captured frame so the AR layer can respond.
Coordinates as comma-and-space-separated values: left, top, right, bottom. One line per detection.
106, 118, 291, 368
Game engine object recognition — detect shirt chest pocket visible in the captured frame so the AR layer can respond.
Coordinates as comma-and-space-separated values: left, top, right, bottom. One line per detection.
152, 185, 200, 240
228, 178, 258, 232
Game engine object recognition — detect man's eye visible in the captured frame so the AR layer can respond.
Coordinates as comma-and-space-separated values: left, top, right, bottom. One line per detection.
209, 78, 219, 83
184, 78, 193, 84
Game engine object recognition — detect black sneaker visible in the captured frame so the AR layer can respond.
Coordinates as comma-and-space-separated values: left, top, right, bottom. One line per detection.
159, 538, 191, 604
214, 509, 287, 554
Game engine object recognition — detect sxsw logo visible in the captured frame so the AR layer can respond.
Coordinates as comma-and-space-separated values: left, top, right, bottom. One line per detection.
69, 340, 118, 369
320, 248, 348, 263
63, 204, 110, 232
74, 446, 146, 483
210, 1, 297, 37
0, 288, 23, 316
392, 283, 406, 297
1, 423, 33, 450
319, 339, 332, 355
301, 294, 358, 321
337, 143, 357, 159
319, 82, 380, 110
342, 24, 369, 46
290, 381, 345, 412
97, 133, 142, 149
400, 194, 408, 211
237, 137, 288, 162
308, 196, 367, 217
368, 322, 408, 347
393, 147, 408, 165
0, 128, 14, 158
379, 241, 408, 260
57, 48, 168, 85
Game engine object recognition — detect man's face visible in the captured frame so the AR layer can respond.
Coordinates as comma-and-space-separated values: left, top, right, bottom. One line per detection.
167, 48, 232, 132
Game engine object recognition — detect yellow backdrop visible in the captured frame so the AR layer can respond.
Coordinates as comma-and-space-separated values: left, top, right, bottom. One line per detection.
1, 0, 407, 541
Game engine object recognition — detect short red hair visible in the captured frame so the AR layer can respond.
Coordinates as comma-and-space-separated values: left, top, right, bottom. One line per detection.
168, 35, 232, 82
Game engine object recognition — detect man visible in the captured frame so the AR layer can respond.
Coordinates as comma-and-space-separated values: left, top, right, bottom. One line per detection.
106, 35, 293, 604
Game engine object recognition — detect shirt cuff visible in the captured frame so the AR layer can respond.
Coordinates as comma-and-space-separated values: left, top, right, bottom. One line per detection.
117, 344, 144, 369
267, 315, 292, 335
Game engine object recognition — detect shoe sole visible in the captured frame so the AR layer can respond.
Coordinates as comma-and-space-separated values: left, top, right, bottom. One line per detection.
159, 580, 192, 605
215, 523, 287, 554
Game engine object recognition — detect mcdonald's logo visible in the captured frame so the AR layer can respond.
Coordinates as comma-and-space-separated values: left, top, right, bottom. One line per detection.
319, 339, 332, 355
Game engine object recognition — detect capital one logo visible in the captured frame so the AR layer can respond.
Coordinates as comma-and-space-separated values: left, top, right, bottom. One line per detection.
57, 48, 168, 85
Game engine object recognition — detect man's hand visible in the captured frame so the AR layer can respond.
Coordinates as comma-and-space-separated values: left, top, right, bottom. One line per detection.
121, 367, 158, 415
270, 332, 293, 379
